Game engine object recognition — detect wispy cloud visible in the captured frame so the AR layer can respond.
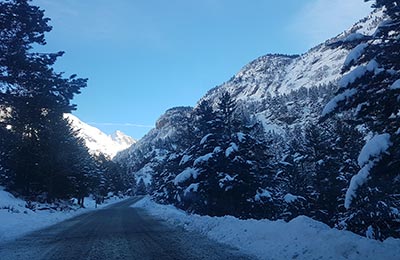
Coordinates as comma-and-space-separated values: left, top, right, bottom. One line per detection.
34, 0, 79, 18
288, 0, 372, 48
88, 122, 154, 128
34, 0, 165, 47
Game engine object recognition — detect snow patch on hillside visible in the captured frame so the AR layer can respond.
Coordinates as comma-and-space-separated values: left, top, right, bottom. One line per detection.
133, 197, 400, 260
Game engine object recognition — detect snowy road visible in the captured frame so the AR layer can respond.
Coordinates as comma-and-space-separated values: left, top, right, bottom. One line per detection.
0, 197, 251, 260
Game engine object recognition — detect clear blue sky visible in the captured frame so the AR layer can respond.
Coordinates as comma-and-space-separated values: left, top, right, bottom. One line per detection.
33, 0, 372, 139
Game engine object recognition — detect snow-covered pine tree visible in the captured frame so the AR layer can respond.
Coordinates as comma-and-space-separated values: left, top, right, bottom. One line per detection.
168, 93, 275, 218
304, 120, 363, 226
277, 125, 313, 221
322, 0, 400, 239
0, 0, 87, 200
303, 123, 338, 224
0, 125, 13, 185
136, 178, 147, 195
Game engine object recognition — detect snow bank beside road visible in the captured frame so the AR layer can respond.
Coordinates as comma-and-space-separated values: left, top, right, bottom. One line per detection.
133, 197, 400, 260
0, 187, 125, 242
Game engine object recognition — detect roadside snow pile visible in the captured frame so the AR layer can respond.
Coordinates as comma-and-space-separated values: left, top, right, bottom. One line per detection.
133, 197, 400, 260
0, 187, 125, 242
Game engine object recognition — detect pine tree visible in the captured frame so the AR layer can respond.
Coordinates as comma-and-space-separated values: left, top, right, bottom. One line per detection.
168, 93, 275, 218
0, 0, 88, 199
0, 126, 14, 185
278, 127, 312, 220
304, 120, 363, 226
322, 0, 400, 239
136, 178, 147, 195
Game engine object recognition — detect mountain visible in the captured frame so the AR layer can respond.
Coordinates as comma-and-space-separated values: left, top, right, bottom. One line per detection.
110, 130, 136, 148
117, 9, 383, 173
114, 106, 192, 182
64, 114, 136, 159
115, 9, 400, 240
203, 9, 383, 102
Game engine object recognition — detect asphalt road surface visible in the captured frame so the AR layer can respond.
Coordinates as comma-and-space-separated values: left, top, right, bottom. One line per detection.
0, 197, 253, 260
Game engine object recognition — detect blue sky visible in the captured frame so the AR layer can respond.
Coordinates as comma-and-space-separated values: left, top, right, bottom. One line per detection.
33, 0, 372, 139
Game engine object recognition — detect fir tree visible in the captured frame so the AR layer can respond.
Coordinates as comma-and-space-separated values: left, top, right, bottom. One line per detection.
136, 178, 147, 195
322, 0, 400, 239
0, 0, 88, 200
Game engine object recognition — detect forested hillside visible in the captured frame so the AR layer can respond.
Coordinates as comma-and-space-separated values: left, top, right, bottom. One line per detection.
0, 0, 132, 205
1, 0, 399, 243
118, 1, 400, 240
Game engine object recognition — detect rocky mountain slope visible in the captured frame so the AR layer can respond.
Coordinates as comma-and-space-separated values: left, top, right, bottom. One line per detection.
204, 9, 383, 102
65, 114, 136, 159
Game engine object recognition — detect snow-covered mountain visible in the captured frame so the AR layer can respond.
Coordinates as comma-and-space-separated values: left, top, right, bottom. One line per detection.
115, 106, 192, 177
203, 9, 383, 103
118, 9, 384, 172
64, 114, 136, 159
114, 9, 400, 240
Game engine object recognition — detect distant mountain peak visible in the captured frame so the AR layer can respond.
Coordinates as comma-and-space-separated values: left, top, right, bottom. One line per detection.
110, 130, 136, 148
64, 114, 136, 159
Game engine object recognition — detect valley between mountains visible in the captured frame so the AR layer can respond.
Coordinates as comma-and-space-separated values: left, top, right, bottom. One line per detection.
1, 2, 400, 260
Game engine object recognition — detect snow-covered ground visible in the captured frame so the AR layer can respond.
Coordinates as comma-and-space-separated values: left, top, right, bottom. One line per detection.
133, 197, 400, 260
0, 186, 126, 242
